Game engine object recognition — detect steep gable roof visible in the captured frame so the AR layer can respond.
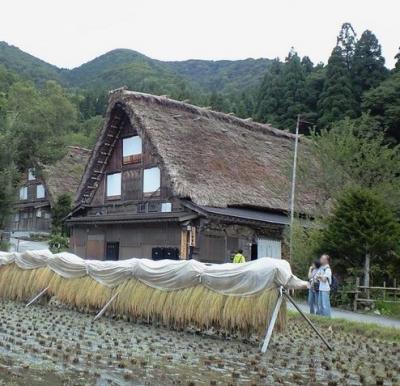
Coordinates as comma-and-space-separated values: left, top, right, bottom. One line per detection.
42, 146, 91, 203
77, 90, 319, 214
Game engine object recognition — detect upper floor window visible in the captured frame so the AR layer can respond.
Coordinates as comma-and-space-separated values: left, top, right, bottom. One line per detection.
28, 168, 36, 181
19, 187, 28, 200
123, 136, 142, 164
36, 184, 45, 199
106, 172, 121, 198
143, 167, 160, 195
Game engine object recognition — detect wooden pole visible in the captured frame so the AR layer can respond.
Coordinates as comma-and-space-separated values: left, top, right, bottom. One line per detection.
93, 292, 119, 321
26, 286, 49, 307
261, 287, 283, 353
353, 277, 360, 312
283, 289, 333, 351
289, 115, 300, 262
383, 281, 386, 301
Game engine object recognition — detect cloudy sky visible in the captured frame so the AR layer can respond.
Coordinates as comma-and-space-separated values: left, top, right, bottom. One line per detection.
1, 0, 399, 69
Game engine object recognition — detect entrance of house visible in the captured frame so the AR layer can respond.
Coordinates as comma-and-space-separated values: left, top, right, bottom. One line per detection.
254, 238, 282, 259
106, 242, 120, 260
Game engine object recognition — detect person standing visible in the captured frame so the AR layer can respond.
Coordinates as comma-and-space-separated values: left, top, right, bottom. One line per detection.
233, 249, 246, 263
316, 254, 332, 317
307, 259, 321, 314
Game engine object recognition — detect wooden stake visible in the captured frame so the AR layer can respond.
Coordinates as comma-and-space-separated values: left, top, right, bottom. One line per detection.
261, 287, 283, 353
283, 289, 333, 351
26, 286, 49, 307
93, 292, 119, 322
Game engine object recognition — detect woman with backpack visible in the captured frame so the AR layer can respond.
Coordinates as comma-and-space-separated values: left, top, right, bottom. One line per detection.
316, 254, 332, 317
307, 259, 321, 314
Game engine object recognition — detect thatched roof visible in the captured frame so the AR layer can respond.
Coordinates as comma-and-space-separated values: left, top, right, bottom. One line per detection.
78, 90, 319, 214
42, 146, 91, 203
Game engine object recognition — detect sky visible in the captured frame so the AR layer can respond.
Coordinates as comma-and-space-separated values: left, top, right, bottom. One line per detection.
1, 0, 399, 69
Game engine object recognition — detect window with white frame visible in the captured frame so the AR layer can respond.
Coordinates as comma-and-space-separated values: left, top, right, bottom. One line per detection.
122, 136, 142, 164
257, 238, 281, 259
28, 168, 36, 181
161, 202, 172, 212
143, 167, 160, 194
106, 172, 121, 197
19, 186, 28, 200
36, 184, 45, 199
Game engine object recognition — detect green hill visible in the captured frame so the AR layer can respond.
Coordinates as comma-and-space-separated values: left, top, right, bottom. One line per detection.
0, 42, 63, 84
0, 43, 270, 96
165, 58, 271, 93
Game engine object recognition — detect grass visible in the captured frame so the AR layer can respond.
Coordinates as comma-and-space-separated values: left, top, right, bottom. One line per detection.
288, 310, 400, 342
375, 300, 400, 319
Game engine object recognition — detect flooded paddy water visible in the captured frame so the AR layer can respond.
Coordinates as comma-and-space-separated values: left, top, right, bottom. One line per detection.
0, 300, 399, 385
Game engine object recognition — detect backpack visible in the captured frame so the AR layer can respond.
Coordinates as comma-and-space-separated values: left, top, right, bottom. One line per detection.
330, 274, 339, 294
322, 267, 339, 294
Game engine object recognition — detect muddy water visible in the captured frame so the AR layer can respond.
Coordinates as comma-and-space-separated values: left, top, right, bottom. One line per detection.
0, 301, 399, 385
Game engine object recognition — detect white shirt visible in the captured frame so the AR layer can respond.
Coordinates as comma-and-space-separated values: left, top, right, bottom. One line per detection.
318, 265, 332, 292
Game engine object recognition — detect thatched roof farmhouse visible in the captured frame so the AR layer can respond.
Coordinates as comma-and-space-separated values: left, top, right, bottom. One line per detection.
69, 89, 318, 262
12, 146, 90, 233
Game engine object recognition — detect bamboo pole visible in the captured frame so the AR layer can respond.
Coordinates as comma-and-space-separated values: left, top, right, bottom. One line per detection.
26, 286, 49, 307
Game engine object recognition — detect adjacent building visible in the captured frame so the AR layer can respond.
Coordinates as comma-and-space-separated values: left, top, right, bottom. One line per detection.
12, 146, 91, 233
67, 90, 318, 262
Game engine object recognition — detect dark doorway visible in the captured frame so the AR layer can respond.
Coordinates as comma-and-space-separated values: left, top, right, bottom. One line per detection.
106, 242, 120, 260
251, 243, 258, 260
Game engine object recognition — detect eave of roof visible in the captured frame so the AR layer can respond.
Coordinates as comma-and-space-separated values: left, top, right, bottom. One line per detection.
183, 201, 290, 226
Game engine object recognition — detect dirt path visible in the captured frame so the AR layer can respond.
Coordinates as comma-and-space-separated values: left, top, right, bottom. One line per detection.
287, 300, 400, 329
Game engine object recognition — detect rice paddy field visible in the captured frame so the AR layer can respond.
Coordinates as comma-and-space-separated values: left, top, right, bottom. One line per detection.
0, 300, 399, 386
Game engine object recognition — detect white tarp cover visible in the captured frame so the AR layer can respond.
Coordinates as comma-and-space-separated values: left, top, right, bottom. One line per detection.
0, 250, 307, 296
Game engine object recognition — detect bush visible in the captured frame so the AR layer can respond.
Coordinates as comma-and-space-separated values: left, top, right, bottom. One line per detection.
49, 233, 69, 253
0, 241, 10, 251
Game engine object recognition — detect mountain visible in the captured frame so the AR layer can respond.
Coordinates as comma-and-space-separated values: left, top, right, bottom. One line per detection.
63, 49, 195, 99
0, 42, 271, 96
165, 58, 271, 93
0, 42, 63, 84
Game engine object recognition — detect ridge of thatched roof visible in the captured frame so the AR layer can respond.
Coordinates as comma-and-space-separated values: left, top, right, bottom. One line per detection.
78, 90, 319, 214
42, 146, 91, 204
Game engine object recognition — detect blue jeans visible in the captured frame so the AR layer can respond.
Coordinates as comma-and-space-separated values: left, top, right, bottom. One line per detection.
308, 289, 318, 314
317, 291, 331, 317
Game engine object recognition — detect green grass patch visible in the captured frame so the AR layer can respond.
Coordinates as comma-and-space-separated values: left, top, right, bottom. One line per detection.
375, 300, 400, 319
288, 310, 400, 342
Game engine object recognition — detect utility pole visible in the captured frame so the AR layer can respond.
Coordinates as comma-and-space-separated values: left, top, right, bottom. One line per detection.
289, 115, 300, 261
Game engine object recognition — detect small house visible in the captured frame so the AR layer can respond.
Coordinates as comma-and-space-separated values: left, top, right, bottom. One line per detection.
12, 146, 91, 233
68, 90, 317, 262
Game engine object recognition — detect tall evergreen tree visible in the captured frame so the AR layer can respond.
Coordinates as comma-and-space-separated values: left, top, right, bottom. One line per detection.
255, 59, 285, 126
321, 187, 400, 285
394, 47, 400, 72
279, 49, 309, 129
336, 22, 357, 71
318, 46, 357, 128
352, 30, 388, 103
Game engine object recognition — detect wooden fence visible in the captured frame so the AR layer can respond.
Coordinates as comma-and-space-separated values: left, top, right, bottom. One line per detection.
351, 277, 400, 311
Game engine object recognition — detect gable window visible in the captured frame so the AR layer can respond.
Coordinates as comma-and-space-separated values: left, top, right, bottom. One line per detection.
143, 167, 160, 195
36, 184, 45, 199
19, 187, 28, 200
28, 168, 36, 181
161, 202, 172, 212
123, 136, 142, 164
106, 172, 121, 198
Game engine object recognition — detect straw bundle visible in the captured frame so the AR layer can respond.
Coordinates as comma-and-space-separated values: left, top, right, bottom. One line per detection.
0, 264, 54, 301
47, 275, 113, 311
0, 263, 286, 336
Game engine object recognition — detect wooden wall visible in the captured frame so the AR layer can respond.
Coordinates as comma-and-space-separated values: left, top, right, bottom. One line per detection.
91, 117, 172, 206
71, 222, 181, 260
